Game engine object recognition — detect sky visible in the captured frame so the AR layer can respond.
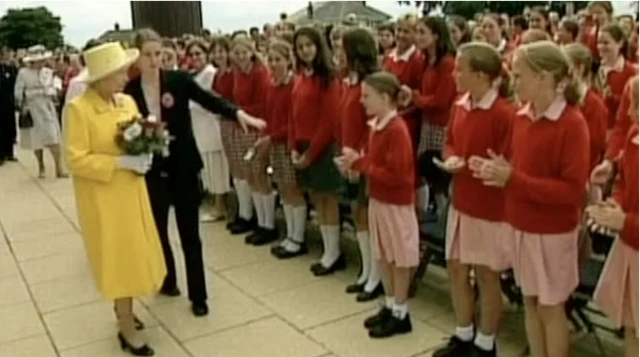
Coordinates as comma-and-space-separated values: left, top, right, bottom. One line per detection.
0, 0, 634, 48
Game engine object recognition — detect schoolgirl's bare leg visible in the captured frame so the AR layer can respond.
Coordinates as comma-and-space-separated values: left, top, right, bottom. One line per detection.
448, 261, 475, 330
625, 328, 638, 357
34, 149, 44, 177
524, 297, 549, 357
474, 265, 503, 351
538, 303, 570, 357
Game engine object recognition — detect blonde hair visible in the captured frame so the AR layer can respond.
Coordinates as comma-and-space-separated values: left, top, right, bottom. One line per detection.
457, 42, 511, 98
363, 71, 402, 105
268, 39, 293, 67
563, 43, 593, 81
397, 13, 419, 28
514, 41, 580, 105
521, 29, 551, 44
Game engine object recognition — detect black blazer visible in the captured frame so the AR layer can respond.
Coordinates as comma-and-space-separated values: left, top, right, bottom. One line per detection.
125, 70, 238, 176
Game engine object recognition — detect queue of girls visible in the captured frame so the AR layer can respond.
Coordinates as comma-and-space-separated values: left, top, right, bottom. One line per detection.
174, 3, 638, 357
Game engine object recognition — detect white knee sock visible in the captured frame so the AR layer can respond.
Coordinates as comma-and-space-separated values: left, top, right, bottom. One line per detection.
233, 178, 253, 221
364, 236, 381, 293
251, 192, 265, 227
385, 296, 395, 309
291, 205, 307, 244
262, 192, 276, 230
474, 332, 495, 351
455, 325, 474, 342
320, 225, 341, 267
283, 204, 294, 238
356, 231, 371, 285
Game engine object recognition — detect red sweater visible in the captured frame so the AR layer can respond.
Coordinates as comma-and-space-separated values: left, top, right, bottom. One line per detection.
444, 93, 515, 222
232, 63, 271, 118
505, 102, 590, 234
412, 54, 457, 127
212, 69, 235, 101
340, 80, 368, 151
602, 60, 637, 129
581, 26, 599, 62
613, 125, 639, 250
353, 114, 415, 205
289, 74, 341, 163
264, 76, 293, 143
382, 47, 425, 151
607, 81, 633, 160
580, 88, 609, 171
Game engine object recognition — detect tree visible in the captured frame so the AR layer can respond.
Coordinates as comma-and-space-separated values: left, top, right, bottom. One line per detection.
0, 7, 63, 50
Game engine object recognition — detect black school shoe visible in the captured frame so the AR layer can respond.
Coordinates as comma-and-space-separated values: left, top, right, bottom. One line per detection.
245, 228, 264, 244
364, 307, 392, 329
356, 284, 384, 302
271, 240, 309, 259
469, 344, 497, 357
345, 282, 365, 294
229, 218, 255, 235
368, 313, 412, 338
310, 255, 346, 276
251, 228, 279, 246
432, 336, 475, 357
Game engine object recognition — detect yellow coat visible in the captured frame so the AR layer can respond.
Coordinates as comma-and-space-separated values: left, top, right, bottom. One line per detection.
64, 88, 166, 300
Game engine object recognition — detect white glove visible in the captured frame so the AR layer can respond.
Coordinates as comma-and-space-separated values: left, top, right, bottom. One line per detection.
117, 154, 153, 175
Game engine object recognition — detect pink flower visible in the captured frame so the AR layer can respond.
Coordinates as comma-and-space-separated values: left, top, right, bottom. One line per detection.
161, 92, 174, 109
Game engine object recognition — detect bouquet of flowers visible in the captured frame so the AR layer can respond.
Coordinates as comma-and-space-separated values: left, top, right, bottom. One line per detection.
115, 114, 170, 156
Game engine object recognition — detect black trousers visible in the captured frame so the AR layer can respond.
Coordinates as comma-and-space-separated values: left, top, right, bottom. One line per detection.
0, 108, 16, 159
146, 172, 207, 302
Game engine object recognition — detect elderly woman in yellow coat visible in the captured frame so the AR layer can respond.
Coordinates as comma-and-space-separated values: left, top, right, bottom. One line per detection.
64, 42, 165, 356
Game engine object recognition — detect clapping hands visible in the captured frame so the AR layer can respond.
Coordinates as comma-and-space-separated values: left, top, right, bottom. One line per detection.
433, 155, 465, 173
334, 147, 361, 174
468, 149, 512, 187
586, 199, 626, 235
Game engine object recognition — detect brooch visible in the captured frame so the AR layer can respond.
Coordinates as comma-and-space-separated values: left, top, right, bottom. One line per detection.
161, 92, 174, 109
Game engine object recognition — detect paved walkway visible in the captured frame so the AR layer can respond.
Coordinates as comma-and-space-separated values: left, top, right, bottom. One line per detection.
0, 149, 623, 357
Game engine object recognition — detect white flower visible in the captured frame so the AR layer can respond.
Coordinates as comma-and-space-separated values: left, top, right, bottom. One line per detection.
123, 122, 143, 142
147, 115, 158, 123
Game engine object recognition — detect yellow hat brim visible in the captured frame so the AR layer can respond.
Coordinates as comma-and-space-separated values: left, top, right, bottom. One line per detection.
80, 48, 140, 83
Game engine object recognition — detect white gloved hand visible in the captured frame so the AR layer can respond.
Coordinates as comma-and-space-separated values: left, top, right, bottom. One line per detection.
117, 154, 153, 175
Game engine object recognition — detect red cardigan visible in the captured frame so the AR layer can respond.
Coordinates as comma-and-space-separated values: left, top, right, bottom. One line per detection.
264, 76, 293, 143
289, 74, 341, 163
613, 125, 639, 250
411, 54, 457, 127
505, 101, 590, 234
444, 92, 515, 222
340, 80, 368, 151
580, 88, 609, 171
601, 59, 637, 129
353, 114, 415, 205
232, 63, 271, 118
212, 69, 235, 101
607, 80, 634, 160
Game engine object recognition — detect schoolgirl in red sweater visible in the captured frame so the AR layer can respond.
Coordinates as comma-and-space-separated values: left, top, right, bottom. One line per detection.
210, 37, 239, 229
581, 1, 614, 62
596, 24, 638, 130
589, 76, 639, 357
473, 41, 590, 357
230, 36, 273, 239
403, 15, 456, 197
382, 14, 425, 154
340, 28, 383, 302
432, 42, 514, 357
289, 27, 344, 276
336, 72, 418, 339
259, 40, 307, 256
564, 43, 609, 172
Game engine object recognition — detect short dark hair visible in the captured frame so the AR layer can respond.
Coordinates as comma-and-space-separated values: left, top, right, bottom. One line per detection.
512, 15, 529, 31
560, 19, 580, 41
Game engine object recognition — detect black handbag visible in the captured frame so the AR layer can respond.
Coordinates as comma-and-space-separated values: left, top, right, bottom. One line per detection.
18, 92, 33, 129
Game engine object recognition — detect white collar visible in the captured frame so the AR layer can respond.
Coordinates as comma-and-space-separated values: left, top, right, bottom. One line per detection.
389, 45, 416, 62
367, 110, 397, 131
517, 97, 567, 122
601, 56, 625, 77
455, 89, 499, 111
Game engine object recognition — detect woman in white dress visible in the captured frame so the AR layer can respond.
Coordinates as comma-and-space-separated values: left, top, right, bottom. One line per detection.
15, 45, 66, 178
186, 39, 231, 222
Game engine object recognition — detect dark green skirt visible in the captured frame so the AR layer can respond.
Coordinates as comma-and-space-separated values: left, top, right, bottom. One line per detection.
296, 142, 345, 195
345, 175, 368, 205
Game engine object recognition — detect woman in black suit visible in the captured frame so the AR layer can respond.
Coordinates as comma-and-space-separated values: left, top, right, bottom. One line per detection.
124, 29, 265, 317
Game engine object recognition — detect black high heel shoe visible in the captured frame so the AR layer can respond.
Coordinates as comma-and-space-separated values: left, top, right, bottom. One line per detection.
117, 333, 154, 356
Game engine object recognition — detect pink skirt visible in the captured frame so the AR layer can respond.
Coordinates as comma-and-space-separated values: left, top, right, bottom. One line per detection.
368, 198, 419, 268
446, 207, 511, 272
594, 239, 639, 336
510, 226, 579, 306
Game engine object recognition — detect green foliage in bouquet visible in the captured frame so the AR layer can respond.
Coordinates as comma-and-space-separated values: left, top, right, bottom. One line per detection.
115, 115, 170, 156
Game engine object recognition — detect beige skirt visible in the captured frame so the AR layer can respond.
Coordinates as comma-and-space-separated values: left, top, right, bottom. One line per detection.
200, 151, 230, 195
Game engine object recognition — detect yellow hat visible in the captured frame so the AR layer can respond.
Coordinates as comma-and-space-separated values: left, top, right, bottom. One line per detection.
79, 42, 139, 83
